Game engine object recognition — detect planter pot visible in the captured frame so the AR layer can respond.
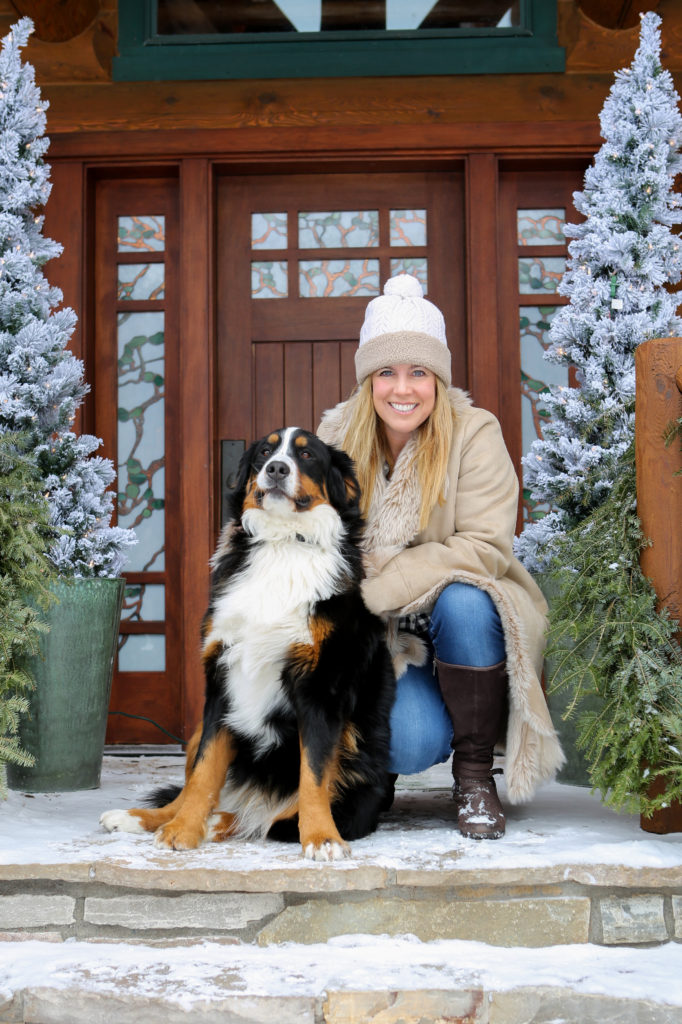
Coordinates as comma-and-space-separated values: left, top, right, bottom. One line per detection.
8, 577, 125, 793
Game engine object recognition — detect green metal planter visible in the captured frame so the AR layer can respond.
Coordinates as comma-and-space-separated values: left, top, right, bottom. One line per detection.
8, 577, 125, 792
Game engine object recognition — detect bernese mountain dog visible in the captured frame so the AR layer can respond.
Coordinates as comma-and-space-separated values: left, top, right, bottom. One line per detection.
101, 428, 396, 861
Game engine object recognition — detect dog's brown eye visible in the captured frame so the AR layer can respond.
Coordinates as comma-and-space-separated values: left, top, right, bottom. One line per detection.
261, 447, 271, 456
300, 450, 311, 459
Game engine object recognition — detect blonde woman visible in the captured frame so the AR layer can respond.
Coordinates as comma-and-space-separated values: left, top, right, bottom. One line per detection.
318, 274, 563, 839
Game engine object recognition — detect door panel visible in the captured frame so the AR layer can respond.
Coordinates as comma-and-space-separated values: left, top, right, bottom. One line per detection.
216, 172, 465, 469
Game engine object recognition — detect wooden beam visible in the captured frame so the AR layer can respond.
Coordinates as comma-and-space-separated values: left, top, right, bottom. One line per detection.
465, 152, 500, 415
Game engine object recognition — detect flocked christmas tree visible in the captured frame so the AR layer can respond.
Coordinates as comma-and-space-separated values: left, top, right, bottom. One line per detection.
516, 11, 682, 572
0, 18, 134, 576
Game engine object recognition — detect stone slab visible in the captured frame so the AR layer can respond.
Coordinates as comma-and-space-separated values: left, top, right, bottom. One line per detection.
0, 895, 75, 929
323, 988, 485, 1024
257, 895, 591, 947
600, 894, 668, 945
673, 895, 682, 940
84, 892, 284, 930
489, 988, 682, 1024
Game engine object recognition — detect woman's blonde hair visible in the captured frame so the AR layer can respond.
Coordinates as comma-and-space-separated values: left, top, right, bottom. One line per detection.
341, 375, 456, 531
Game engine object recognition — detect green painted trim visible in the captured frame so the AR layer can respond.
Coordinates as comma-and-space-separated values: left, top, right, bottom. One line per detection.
114, 0, 565, 82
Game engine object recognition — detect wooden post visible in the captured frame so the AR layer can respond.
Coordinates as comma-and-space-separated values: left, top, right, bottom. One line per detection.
635, 337, 682, 834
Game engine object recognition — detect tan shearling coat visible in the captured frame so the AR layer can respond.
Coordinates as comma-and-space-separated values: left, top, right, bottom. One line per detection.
318, 387, 564, 804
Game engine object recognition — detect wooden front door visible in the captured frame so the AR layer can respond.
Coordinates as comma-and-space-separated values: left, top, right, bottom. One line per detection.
215, 171, 465, 501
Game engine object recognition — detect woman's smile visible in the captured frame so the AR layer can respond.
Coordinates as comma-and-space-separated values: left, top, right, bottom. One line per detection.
372, 363, 436, 459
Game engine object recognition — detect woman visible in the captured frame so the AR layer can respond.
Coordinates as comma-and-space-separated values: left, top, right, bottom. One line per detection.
318, 273, 564, 840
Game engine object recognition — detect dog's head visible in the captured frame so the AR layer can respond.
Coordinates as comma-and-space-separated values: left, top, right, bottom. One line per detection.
226, 428, 361, 532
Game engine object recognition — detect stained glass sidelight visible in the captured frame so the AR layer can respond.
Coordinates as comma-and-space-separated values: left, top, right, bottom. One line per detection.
518, 255, 565, 294
517, 208, 566, 246
118, 215, 166, 253
117, 310, 166, 572
120, 583, 166, 622
298, 211, 379, 249
117, 263, 165, 301
299, 259, 380, 297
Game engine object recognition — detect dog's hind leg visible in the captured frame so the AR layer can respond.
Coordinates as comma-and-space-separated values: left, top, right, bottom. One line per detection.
100, 725, 203, 836
153, 728, 234, 850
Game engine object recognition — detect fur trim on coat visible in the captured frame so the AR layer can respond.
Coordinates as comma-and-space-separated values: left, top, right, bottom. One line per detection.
318, 388, 565, 803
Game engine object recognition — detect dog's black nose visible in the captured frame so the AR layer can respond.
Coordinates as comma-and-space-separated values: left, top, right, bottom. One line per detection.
265, 460, 290, 482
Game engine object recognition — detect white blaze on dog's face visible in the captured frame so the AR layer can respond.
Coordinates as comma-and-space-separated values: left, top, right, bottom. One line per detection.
255, 427, 303, 510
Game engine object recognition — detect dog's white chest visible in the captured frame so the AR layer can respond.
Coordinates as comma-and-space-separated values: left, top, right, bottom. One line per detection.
208, 536, 345, 752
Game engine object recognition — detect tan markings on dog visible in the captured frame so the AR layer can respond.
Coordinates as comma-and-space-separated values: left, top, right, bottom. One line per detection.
241, 476, 261, 513
343, 474, 360, 504
298, 737, 348, 856
295, 475, 330, 509
154, 730, 234, 850
287, 615, 333, 678
201, 636, 223, 666
267, 432, 280, 445
270, 793, 299, 824
207, 811, 238, 843
335, 723, 368, 793
294, 434, 310, 447
109, 723, 205, 833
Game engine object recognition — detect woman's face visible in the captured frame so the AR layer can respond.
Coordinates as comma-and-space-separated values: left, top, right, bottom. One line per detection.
371, 363, 436, 455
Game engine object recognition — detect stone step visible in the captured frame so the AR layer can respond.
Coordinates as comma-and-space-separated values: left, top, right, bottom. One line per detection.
2, 935, 682, 1024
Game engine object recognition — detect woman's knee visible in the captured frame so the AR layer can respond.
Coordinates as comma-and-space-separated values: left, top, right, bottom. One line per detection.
430, 582, 506, 667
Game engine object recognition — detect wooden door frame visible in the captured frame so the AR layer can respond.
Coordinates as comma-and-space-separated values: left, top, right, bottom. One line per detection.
43, 124, 599, 741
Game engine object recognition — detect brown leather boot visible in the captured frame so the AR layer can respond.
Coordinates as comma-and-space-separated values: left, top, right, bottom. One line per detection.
435, 659, 508, 840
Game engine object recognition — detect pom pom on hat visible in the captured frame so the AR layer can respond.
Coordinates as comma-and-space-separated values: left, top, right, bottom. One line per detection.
355, 273, 451, 386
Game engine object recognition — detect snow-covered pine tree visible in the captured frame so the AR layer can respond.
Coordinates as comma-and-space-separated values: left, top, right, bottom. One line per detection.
0, 18, 134, 576
516, 11, 682, 572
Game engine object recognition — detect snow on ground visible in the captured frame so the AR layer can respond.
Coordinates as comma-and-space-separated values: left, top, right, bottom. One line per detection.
1, 935, 682, 1008
1, 755, 681, 873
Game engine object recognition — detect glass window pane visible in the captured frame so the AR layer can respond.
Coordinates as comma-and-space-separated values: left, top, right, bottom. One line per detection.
298, 211, 379, 248
517, 209, 566, 246
299, 259, 380, 297
118, 216, 165, 253
121, 583, 166, 622
251, 212, 288, 249
117, 311, 165, 572
117, 263, 165, 301
390, 257, 428, 293
520, 306, 569, 525
390, 209, 427, 246
252, 260, 288, 298
518, 256, 565, 294
118, 634, 166, 672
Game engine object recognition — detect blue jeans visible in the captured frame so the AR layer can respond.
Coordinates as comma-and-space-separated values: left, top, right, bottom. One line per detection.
388, 582, 506, 775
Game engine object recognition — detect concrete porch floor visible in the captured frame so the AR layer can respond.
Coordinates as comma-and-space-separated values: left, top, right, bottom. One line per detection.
1, 754, 681, 1022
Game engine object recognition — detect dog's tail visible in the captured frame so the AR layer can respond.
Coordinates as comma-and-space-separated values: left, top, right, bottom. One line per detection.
145, 784, 182, 808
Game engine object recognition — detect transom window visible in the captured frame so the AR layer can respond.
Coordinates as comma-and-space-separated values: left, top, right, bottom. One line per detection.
115, 0, 563, 80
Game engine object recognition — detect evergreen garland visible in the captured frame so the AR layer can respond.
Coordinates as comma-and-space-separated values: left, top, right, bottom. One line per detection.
545, 439, 682, 815
0, 431, 54, 794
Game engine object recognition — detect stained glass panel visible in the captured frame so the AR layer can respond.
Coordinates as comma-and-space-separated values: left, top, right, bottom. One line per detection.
121, 583, 166, 622
252, 261, 288, 298
118, 634, 166, 672
251, 213, 288, 249
518, 256, 565, 294
390, 209, 427, 246
390, 257, 428, 292
117, 311, 165, 572
520, 306, 568, 525
299, 259, 380, 297
298, 211, 379, 249
118, 215, 165, 253
517, 208, 566, 246
117, 263, 165, 301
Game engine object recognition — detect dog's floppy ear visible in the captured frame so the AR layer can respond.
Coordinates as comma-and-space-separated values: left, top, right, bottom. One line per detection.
224, 440, 261, 523
327, 444, 361, 512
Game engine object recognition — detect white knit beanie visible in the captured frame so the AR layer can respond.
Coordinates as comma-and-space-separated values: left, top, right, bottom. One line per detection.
355, 274, 451, 386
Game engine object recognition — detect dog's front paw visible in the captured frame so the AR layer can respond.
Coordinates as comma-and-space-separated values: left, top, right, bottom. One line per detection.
303, 838, 351, 861
153, 819, 204, 850
100, 809, 146, 835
